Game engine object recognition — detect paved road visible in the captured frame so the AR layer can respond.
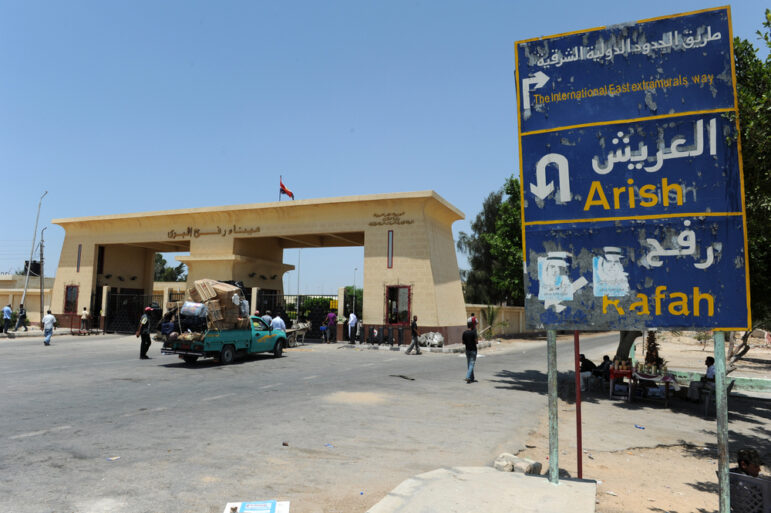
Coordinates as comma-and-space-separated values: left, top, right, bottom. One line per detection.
0, 332, 617, 513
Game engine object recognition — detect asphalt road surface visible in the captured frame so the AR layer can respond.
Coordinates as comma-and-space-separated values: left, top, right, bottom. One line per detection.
0, 331, 617, 513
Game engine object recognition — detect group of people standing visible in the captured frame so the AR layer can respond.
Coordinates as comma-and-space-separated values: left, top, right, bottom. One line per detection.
2, 303, 27, 333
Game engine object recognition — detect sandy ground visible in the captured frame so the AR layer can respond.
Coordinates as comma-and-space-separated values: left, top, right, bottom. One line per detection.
512, 332, 771, 513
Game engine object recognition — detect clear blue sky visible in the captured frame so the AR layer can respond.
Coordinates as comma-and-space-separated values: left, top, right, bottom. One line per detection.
2, 1, 768, 294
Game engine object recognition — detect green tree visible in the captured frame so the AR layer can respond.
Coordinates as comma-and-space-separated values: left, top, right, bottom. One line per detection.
730, 9, 771, 360
486, 176, 524, 306
154, 254, 187, 282
457, 175, 524, 305
735, 10, 771, 326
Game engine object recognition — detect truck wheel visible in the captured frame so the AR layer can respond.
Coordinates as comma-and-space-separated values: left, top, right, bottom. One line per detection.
220, 345, 235, 365
273, 339, 284, 358
183, 355, 198, 364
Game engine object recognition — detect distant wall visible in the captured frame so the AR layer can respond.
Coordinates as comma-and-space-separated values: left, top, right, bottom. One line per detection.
464, 304, 526, 336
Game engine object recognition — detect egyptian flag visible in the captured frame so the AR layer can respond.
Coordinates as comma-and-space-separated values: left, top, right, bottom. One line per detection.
280, 176, 294, 199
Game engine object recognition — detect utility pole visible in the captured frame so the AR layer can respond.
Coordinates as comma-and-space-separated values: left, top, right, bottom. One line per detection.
39, 227, 46, 325
22, 191, 48, 305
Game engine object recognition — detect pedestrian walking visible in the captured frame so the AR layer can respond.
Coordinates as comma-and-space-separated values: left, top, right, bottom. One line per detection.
462, 320, 478, 383
80, 307, 90, 331
14, 303, 28, 331
261, 310, 273, 326
135, 306, 153, 359
42, 310, 56, 346
405, 315, 421, 355
2, 304, 12, 333
348, 311, 358, 343
467, 312, 478, 331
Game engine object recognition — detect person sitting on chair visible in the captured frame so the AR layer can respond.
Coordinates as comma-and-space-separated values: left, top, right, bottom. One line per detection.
579, 354, 597, 392
592, 355, 612, 381
687, 356, 715, 401
731, 448, 764, 477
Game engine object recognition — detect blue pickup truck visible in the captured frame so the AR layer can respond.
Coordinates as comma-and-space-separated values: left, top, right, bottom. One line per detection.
161, 316, 287, 364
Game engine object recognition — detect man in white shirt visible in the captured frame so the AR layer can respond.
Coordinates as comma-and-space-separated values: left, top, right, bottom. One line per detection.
270, 315, 286, 331
688, 356, 716, 401
348, 312, 358, 343
42, 310, 57, 346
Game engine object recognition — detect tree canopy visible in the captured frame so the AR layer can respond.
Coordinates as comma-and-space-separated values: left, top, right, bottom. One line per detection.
154, 254, 187, 282
457, 175, 523, 306
735, 9, 771, 326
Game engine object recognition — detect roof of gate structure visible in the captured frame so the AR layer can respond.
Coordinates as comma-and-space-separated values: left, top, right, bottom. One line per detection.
52, 190, 465, 250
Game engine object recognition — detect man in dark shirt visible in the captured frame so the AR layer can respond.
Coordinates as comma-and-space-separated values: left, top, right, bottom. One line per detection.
579, 354, 597, 391
405, 315, 421, 355
731, 448, 763, 477
135, 307, 153, 359
462, 321, 478, 383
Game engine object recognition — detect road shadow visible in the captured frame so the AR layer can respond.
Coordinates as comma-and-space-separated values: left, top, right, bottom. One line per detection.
491, 368, 606, 404
160, 353, 279, 369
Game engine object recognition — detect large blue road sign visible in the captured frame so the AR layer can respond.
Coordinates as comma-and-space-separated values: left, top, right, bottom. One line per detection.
516, 8, 733, 133
515, 7, 750, 330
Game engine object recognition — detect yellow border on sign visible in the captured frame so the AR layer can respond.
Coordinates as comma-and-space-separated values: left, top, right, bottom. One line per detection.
521, 108, 735, 137
514, 5, 751, 330
523, 211, 743, 227
514, 44, 528, 261
515, 5, 729, 45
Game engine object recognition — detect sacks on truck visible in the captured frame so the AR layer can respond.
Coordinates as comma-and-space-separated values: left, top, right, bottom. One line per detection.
180, 301, 208, 318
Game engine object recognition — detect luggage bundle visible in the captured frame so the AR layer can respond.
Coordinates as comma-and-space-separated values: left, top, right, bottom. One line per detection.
156, 280, 251, 341
189, 279, 249, 331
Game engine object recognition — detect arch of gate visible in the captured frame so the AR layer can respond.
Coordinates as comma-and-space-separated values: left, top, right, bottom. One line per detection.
50, 191, 467, 340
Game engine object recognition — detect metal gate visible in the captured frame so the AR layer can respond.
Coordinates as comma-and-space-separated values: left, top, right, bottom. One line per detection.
105, 292, 162, 334
257, 292, 336, 340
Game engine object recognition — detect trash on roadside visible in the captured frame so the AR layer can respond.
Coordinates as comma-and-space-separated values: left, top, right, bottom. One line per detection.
222, 500, 290, 513
324, 443, 335, 448
606, 491, 618, 496
588, 454, 594, 460
282, 442, 289, 447
634, 424, 645, 430
106, 456, 120, 461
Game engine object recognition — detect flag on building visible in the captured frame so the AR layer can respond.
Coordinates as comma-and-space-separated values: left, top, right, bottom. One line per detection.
280, 177, 294, 200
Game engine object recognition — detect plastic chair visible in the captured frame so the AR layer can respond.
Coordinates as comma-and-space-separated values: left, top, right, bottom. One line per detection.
703, 380, 735, 417
729, 471, 771, 513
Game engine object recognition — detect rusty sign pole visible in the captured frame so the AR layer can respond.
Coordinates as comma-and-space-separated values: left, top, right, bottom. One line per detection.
548, 329, 559, 484
713, 331, 730, 512
573, 330, 583, 479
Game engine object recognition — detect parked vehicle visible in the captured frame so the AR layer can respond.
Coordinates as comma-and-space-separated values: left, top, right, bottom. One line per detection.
161, 316, 286, 364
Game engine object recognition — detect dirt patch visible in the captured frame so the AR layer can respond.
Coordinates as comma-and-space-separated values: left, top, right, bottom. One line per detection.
517, 410, 722, 513
323, 391, 390, 405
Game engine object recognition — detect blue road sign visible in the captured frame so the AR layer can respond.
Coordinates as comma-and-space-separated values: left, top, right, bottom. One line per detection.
515, 7, 750, 330
521, 113, 742, 223
516, 8, 733, 133
524, 215, 747, 330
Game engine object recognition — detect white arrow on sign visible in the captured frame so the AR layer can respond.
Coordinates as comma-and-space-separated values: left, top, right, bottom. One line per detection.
530, 153, 571, 202
521, 71, 549, 111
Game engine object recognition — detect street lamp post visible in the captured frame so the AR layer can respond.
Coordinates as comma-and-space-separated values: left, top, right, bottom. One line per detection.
22, 191, 48, 306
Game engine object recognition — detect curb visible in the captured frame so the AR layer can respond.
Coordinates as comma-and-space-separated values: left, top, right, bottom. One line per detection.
336, 340, 493, 353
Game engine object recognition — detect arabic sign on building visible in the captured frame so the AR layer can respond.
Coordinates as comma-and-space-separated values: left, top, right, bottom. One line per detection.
515, 7, 750, 330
